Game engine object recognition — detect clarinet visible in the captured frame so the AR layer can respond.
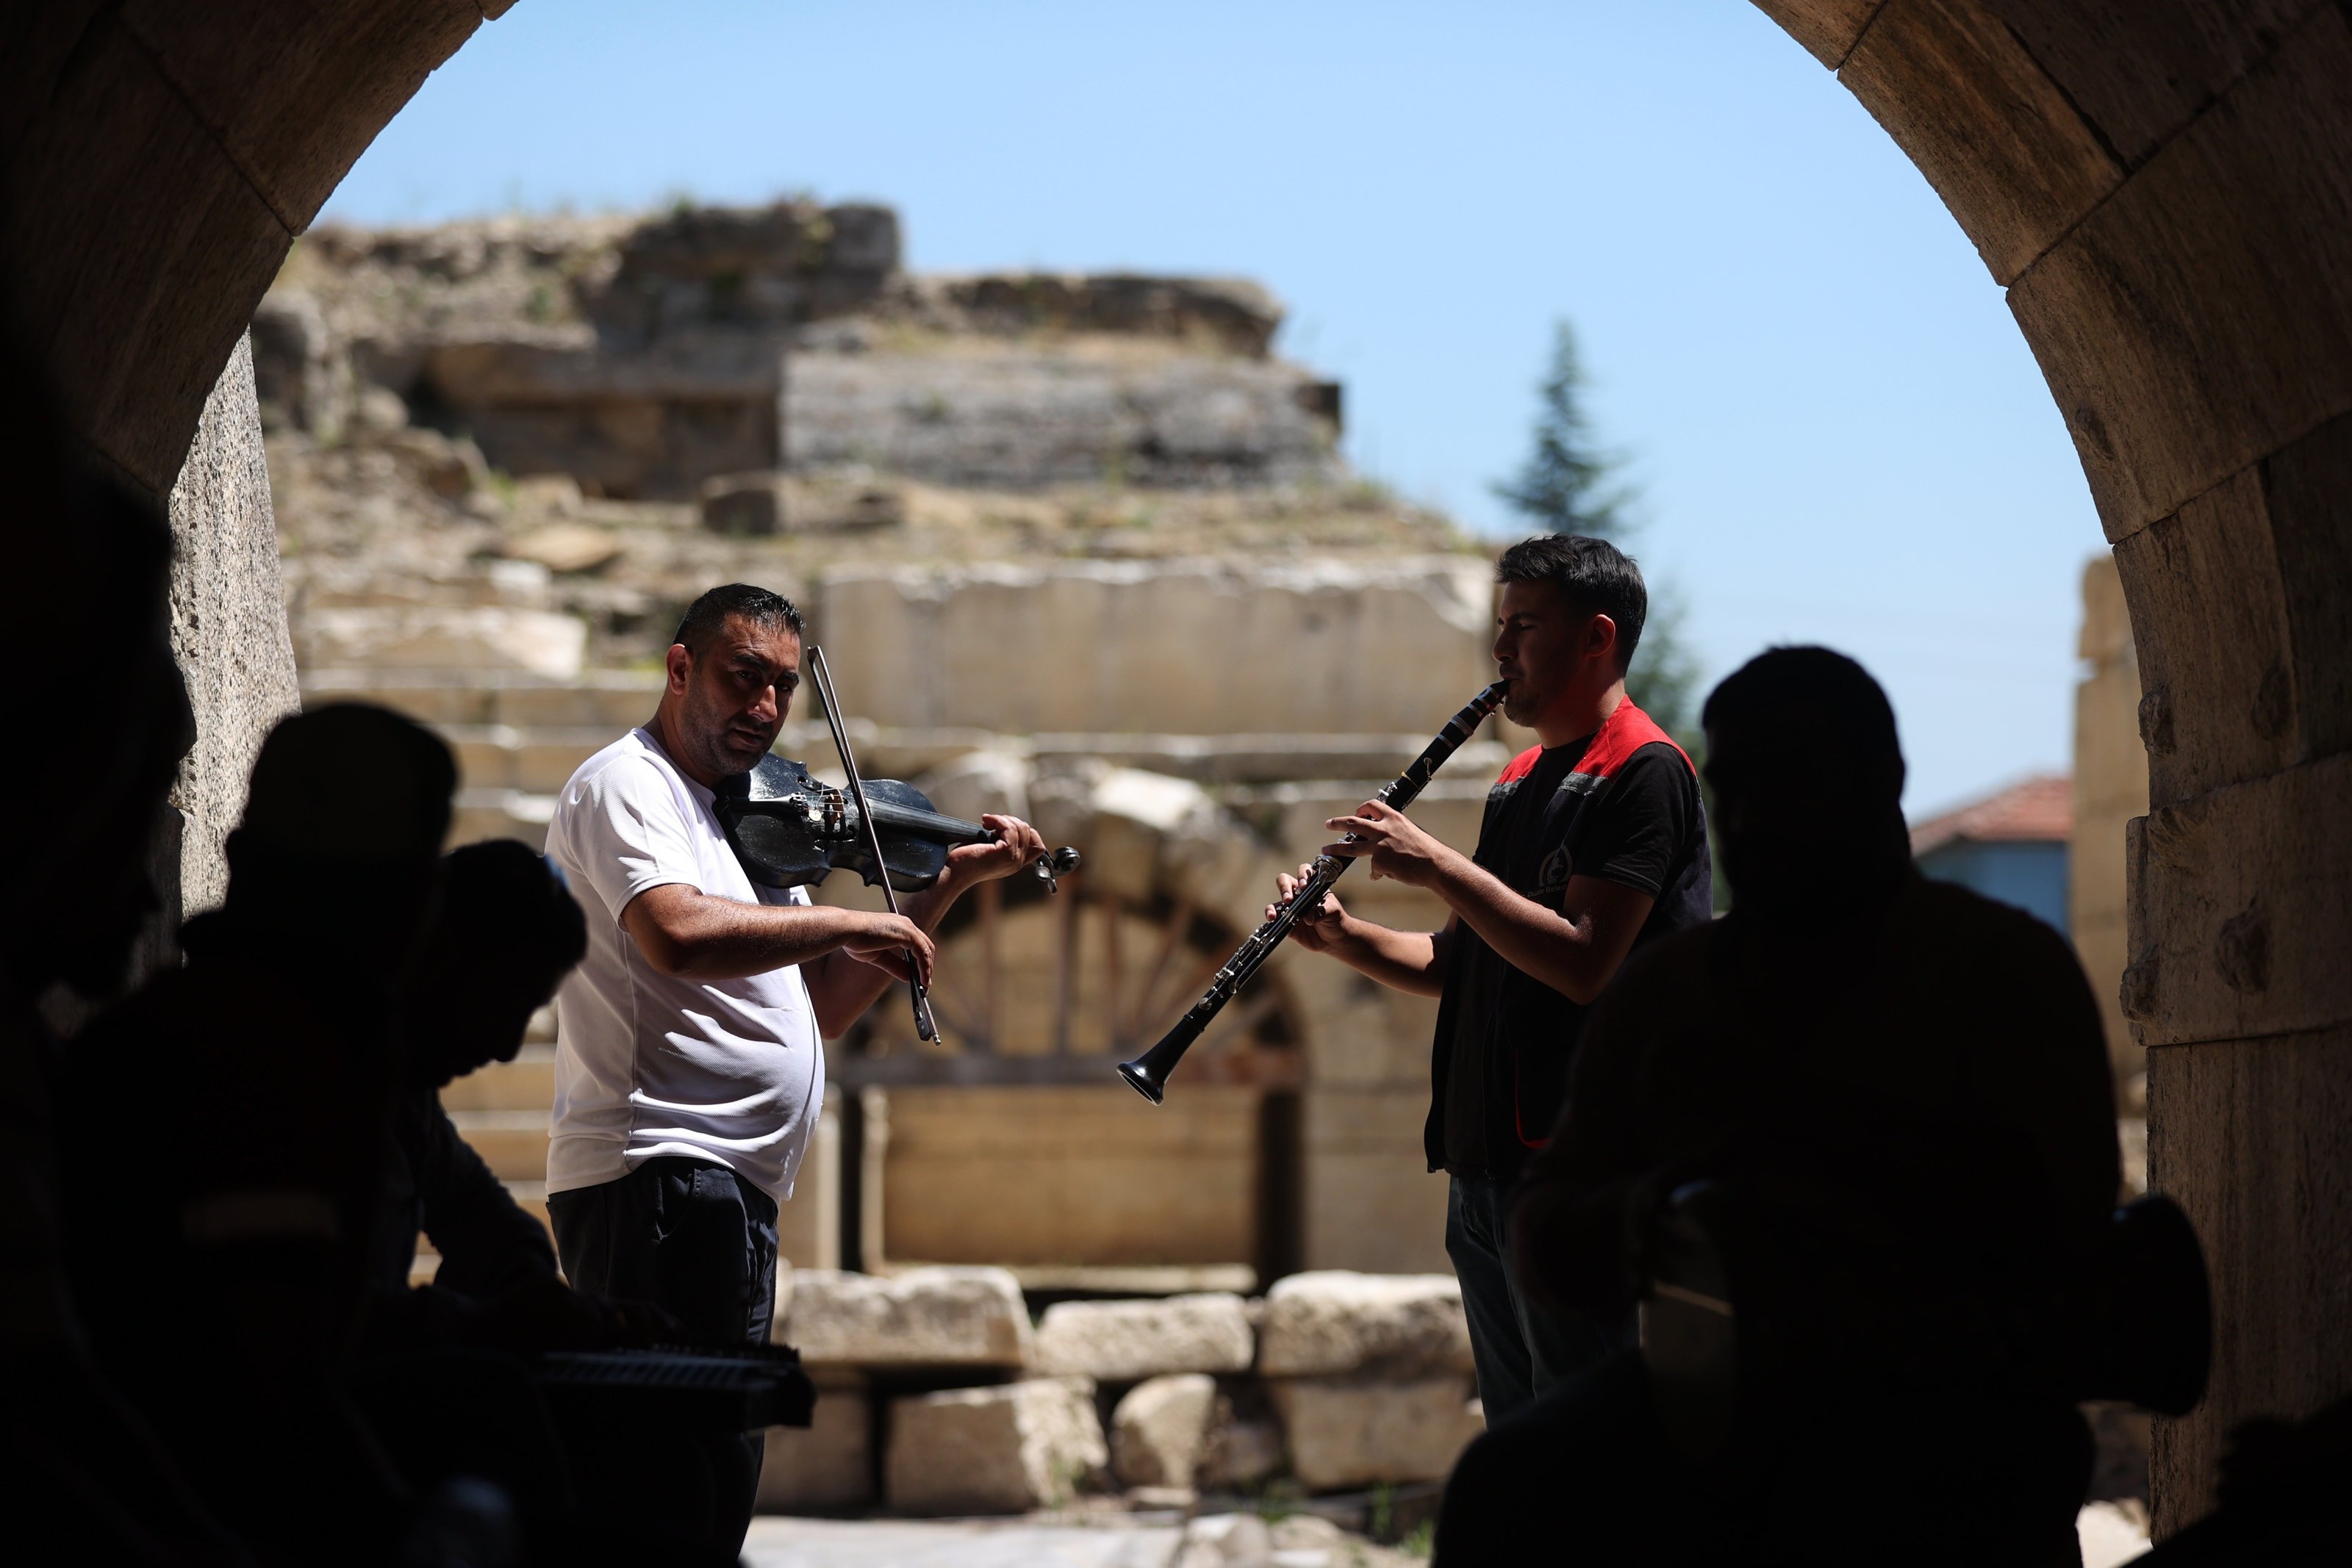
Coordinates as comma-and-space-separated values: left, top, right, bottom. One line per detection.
1117, 680, 1511, 1104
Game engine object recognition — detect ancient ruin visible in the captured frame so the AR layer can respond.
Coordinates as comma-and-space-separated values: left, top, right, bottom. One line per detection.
10, 0, 2352, 1544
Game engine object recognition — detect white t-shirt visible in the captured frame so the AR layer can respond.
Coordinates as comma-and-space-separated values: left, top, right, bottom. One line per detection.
544, 727, 824, 1206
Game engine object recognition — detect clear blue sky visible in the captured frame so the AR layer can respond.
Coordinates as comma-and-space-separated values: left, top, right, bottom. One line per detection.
325, 0, 2109, 817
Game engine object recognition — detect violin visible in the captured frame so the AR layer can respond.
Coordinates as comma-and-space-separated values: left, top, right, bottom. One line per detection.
713, 755, 1080, 894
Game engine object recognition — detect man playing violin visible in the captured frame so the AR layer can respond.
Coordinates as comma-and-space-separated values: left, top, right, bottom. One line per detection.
542, 583, 1047, 1549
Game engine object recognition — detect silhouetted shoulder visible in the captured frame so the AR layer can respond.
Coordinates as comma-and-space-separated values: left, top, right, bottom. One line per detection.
1905, 875, 2081, 976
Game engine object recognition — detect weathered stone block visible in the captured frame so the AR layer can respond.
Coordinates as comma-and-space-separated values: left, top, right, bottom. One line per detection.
165, 335, 301, 915
700, 472, 784, 536
1269, 1375, 1482, 1491
785, 348, 1336, 489
1176, 1512, 1274, 1564
2122, 755, 2352, 1046
297, 605, 588, 680
1034, 1294, 1254, 1381
878, 1088, 1260, 1269
2148, 1029, 2352, 1532
1752, 0, 1886, 69
814, 557, 1494, 738
1111, 1373, 1216, 1489
1976, 0, 2313, 170
883, 1376, 1105, 1515
2007, 4, 2352, 538
2112, 467, 2297, 808
781, 1266, 1032, 1369
1841, 0, 2122, 284
1258, 1271, 1473, 1378
756, 1381, 871, 1513
1200, 1410, 1284, 1489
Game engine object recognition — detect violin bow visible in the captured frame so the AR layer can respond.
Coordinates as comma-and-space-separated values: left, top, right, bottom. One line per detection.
805, 645, 940, 1043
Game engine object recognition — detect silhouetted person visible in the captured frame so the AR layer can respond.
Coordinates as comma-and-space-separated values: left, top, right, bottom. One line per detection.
349, 839, 735, 1565
0, 330, 247, 1566
367, 840, 589, 1349
61, 705, 458, 1564
1435, 647, 2119, 1567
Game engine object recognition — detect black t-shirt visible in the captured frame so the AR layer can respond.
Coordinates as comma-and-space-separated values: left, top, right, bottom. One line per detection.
1426, 697, 1713, 1181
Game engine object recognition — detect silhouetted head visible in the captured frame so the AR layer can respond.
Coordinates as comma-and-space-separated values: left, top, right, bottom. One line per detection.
1492, 536, 1646, 738
401, 841, 587, 1090
655, 583, 803, 786
1702, 647, 1910, 916
0, 331, 194, 1002
223, 704, 456, 981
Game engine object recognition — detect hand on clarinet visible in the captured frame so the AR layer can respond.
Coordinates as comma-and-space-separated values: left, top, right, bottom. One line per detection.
1269, 864, 1351, 952
1322, 798, 1447, 887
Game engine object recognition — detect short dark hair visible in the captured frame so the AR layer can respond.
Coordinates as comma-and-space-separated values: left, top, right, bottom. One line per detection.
1702, 645, 1901, 765
673, 583, 804, 658
242, 703, 456, 863
1494, 535, 1648, 671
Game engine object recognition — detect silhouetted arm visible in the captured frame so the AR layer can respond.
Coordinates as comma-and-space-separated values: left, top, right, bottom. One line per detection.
1512, 957, 1674, 1315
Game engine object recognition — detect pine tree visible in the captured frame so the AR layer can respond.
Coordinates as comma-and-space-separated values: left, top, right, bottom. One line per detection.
1494, 320, 1702, 741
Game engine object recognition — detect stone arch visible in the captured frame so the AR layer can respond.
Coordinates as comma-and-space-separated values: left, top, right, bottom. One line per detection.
6, 0, 2350, 1527
1754, 2, 2352, 1525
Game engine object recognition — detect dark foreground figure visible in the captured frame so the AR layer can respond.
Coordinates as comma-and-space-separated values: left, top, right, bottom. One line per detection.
1437, 647, 2122, 1567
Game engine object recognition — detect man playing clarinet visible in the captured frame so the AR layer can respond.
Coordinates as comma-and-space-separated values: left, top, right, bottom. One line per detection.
1270, 536, 1712, 1423
542, 583, 1048, 1550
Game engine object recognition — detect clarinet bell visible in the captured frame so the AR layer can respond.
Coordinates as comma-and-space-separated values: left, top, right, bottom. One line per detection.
1116, 1010, 1206, 1106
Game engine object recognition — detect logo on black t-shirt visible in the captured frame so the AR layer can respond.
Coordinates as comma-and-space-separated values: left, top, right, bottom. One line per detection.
1532, 843, 1575, 905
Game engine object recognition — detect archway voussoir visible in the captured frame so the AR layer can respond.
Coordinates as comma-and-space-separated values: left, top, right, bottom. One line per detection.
2006, 1, 2352, 538
2111, 466, 2299, 807
118, 0, 487, 231
1838, 0, 2123, 285
1752, 0, 1889, 71
0, 12, 292, 494
1976, 0, 2323, 173
2123, 755, 2352, 1049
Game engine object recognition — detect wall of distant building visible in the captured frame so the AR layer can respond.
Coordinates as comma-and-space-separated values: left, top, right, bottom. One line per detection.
1917, 838, 2070, 935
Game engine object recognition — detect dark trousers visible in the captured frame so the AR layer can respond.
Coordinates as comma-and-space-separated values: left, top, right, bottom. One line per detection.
1445, 1174, 1616, 1424
547, 1156, 779, 1552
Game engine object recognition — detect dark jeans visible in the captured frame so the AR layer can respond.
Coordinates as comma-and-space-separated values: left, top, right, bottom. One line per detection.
547, 1156, 779, 1552
1445, 1174, 1616, 1424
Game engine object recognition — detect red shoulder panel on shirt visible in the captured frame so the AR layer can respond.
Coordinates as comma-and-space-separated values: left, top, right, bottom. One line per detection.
1496, 744, 1544, 785
1579, 699, 1695, 779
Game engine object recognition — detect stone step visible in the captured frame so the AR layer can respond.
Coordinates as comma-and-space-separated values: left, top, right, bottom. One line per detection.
451, 788, 556, 852
448, 1109, 551, 1182
302, 668, 661, 730
441, 1045, 557, 1113
435, 723, 617, 794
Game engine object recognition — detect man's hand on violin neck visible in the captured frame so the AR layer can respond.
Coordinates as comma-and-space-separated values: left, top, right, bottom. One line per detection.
1319, 800, 1460, 890
935, 814, 1050, 891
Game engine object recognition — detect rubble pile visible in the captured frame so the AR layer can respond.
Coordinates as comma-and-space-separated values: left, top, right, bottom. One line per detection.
761, 1266, 1481, 1516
